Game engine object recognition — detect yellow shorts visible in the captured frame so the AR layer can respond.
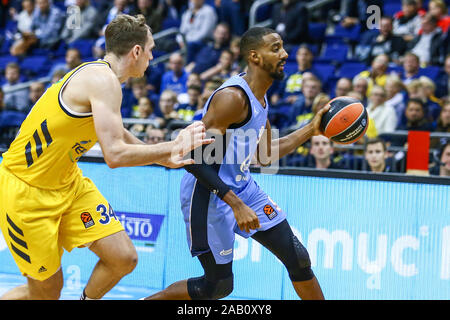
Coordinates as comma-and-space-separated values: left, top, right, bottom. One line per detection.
0, 165, 124, 281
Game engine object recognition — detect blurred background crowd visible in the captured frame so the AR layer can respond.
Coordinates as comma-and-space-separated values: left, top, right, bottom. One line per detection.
0, 0, 449, 176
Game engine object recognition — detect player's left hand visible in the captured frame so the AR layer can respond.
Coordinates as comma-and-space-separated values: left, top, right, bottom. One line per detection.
309, 104, 330, 136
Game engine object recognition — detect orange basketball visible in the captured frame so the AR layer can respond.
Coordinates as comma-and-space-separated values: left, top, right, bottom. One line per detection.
319, 96, 369, 144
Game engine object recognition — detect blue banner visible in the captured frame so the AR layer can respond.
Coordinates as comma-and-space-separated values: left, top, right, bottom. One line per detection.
0, 161, 448, 299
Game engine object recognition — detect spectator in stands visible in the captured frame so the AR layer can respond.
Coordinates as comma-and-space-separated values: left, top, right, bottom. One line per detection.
289, 75, 322, 126
291, 93, 329, 130
270, 45, 319, 106
366, 16, 407, 64
10, 0, 65, 56
177, 72, 202, 104
435, 54, 450, 98
384, 75, 407, 126
408, 13, 445, 66
192, 77, 223, 120
427, 0, 450, 33
339, 0, 383, 31
271, 0, 309, 50
400, 51, 421, 84
176, 84, 201, 121
420, 75, 443, 121
93, 0, 132, 58
145, 125, 167, 144
364, 138, 392, 172
352, 76, 369, 106
393, 0, 423, 42
27, 81, 45, 110
48, 48, 83, 78
60, 0, 98, 44
158, 89, 180, 127
229, 36, 245, 74
367, 85, 398, 135
129, 96, 160, 137
9, 0, 35, 36
178, 0, 218, 64
50, 69, 67, 84
2, 63, 29, 113
334, 77, 353, 98
308, 135, 345, 170
160, 52, 189, 96
435, 101, 450, 132
123, 77, 150, 119
355, 53, 389, 96
429, 141, 450, 176
200, 48, 235, 82
186, 22, 231, 75
131, 0, 164, 34
394, 98, 433, 147
214, 0, 246, 36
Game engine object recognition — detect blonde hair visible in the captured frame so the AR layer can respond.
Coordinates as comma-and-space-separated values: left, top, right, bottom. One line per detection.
419, 76, 436, 93
430, 0, 447, 13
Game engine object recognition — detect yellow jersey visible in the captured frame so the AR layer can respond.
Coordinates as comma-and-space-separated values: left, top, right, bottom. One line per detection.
1, 60, 111, 189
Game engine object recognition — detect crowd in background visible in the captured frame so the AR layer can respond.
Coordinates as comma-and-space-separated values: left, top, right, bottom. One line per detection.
0, 0, 449, 177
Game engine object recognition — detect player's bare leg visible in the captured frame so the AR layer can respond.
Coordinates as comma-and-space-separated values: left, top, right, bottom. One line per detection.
82, 231, 137, 299
0, 284, 29, 300
144, 279, 191, 300
292, 276, 325, 300
1, 268, 64, 300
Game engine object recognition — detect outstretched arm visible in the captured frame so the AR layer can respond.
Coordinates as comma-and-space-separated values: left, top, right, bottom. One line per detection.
86, 68, 211, 168
257, 105, 330, 165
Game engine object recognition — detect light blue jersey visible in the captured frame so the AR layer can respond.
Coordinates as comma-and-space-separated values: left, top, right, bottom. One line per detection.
180, 73, 286, 264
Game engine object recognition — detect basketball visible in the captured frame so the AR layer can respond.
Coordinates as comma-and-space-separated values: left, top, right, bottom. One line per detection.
319, 96, 369, 145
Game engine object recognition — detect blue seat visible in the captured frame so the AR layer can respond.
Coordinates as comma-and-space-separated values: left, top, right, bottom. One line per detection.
0, 55, 18, 73
308, 22, 327, 42
161, 17, 180, 30
69, 39, 95, 58
316, 43, 349, 64
337, 62, 367, 79
283, 61, 298, 75
383, 3, 402, 17
333, 24, 361, 42
20, 56, 50, 75
0, 110, 27, 128
420, 66, 441, 81
312, 63, 335, 84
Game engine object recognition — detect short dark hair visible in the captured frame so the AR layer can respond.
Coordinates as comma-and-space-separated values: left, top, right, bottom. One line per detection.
364, 138, 387, 152
407, 97, 424, 109
239, 27, 277, 62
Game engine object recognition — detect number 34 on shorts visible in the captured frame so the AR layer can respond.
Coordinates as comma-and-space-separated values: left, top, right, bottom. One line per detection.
80, 204, 118, 229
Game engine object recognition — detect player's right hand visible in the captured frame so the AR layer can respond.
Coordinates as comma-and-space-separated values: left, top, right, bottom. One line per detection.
233, 203, 261, 234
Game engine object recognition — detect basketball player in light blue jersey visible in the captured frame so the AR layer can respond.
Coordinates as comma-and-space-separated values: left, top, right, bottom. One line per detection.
145, 27, 328, 300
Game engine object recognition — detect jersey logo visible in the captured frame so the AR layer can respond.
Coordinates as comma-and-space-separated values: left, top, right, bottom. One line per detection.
81, 212, 95, 228
263, 204, 278, 220
68, 140, 91, 162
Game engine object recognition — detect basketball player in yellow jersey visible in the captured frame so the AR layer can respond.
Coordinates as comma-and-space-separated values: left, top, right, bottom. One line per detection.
0, 14, 212, 300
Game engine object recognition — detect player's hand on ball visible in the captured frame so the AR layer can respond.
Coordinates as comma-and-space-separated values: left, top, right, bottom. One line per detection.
310, 104, 331, 136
